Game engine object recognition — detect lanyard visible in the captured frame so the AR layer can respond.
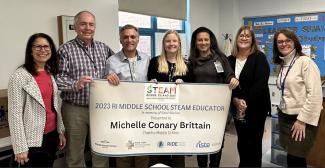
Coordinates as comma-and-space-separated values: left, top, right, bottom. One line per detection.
124, 51, 139, 81
168, 64, 176, 82
76, 41, 99, 77
278, 53, 297, 96
128, 60, 137, 81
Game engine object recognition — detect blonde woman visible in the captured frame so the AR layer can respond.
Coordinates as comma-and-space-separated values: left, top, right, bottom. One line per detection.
147, 30, 189, 167
147, 30, 190, 84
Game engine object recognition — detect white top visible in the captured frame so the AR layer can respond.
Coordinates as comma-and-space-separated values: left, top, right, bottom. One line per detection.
276, 49, 296, 89
235, 58, 247, 79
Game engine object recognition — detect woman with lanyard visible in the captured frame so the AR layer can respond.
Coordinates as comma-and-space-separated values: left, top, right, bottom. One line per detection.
273, 29, 322, 167
147, 30, 190, 84
147, 30, 190, 167
189, 26, 238, 168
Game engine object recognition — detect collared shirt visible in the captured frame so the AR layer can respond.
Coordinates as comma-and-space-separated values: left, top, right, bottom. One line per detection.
106, 50, 150, 82
56, 37, 114, 106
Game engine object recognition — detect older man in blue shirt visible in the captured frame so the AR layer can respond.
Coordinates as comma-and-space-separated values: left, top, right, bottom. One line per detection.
105, 24, 150, 168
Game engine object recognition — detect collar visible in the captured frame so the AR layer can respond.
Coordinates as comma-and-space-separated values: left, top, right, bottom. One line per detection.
117, 50, 142, 62
279, 49, 296, 66
75, 37, 94, 48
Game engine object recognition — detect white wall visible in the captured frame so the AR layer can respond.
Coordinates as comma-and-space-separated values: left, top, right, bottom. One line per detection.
0, 0, 119, 89
190, 0, 220, 38
218, 0, 240, 50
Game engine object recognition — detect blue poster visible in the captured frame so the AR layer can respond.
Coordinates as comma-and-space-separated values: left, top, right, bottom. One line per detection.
244, 13, 325, 76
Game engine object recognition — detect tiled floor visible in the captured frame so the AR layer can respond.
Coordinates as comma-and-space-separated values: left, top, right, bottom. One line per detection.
184, 116, 280, 167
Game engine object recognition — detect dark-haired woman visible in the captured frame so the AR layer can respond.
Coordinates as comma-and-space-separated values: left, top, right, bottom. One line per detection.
189, 27, 239, 167
8, 33, 66, 167
272, 29, 322, 167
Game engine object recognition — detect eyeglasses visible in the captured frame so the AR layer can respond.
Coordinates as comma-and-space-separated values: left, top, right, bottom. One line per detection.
277, 39, 292, 45
239, 34, 251, 39
33, 45, 50, 51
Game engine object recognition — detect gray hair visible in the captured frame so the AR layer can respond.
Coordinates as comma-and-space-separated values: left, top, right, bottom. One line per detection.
74, 11, 96, 26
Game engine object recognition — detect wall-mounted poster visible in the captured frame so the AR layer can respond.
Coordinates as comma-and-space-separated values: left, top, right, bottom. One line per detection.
244, 12, 325, 76
57, 15, 76, 45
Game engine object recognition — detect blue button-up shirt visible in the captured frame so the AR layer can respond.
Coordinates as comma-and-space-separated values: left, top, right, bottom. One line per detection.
106, 50, 150, 82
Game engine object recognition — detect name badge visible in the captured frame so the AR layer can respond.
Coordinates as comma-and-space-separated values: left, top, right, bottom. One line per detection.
214, 61, 224, 73
279, 98, 286, 110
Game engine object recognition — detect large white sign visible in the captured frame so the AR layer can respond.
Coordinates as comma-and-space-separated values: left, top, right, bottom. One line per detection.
89, 80, 232, 156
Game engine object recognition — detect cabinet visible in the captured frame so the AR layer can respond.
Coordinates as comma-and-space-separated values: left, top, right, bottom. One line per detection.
270, 114, 287, 167
307, 96, 325, 167
269, 76, 287, 166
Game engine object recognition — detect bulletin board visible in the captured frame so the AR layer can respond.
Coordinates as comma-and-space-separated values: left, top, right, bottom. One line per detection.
244, 12, 325, 76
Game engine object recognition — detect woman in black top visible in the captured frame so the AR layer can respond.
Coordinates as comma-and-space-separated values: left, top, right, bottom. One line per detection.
148, 30, 190, 83
228, 26, 271, 167
189, 26, 238, 167
147, 30, 189, 167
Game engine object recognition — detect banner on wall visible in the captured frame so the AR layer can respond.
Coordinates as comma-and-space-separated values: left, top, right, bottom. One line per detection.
89, 80, 231, 156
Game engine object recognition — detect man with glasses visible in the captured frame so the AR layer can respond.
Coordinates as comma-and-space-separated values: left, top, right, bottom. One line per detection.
56, 11, 114, 167
106, 24, 150, 168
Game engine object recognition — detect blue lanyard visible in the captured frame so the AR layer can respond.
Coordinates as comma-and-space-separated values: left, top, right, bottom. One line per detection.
278, 54, 297, 96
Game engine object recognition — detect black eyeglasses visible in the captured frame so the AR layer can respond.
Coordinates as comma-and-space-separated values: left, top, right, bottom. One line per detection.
33, 45, 51, 51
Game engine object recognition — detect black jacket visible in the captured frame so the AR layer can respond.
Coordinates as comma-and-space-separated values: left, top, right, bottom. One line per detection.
228, 50, 271, 119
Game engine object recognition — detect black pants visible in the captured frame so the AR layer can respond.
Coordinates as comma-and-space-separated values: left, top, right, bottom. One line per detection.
150, 155, 185, 167
233, 114, 267, 167
197, 150, 222, 168
287, 154, 307, 167
11, 130, 58, 167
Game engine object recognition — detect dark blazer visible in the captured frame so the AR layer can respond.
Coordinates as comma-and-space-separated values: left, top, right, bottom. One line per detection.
228, 50, 271, 120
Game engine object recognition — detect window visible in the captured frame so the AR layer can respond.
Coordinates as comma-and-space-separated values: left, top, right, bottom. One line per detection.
118, 11, 186, 57
157, 17, 183, 30
118, 11, 151, 29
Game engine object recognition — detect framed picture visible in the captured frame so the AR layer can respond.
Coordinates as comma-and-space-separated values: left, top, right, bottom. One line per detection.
57, 15, 76, 45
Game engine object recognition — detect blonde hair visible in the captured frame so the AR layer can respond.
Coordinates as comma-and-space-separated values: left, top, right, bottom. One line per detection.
231, 26, 258, 57
158, 30, 188, 76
